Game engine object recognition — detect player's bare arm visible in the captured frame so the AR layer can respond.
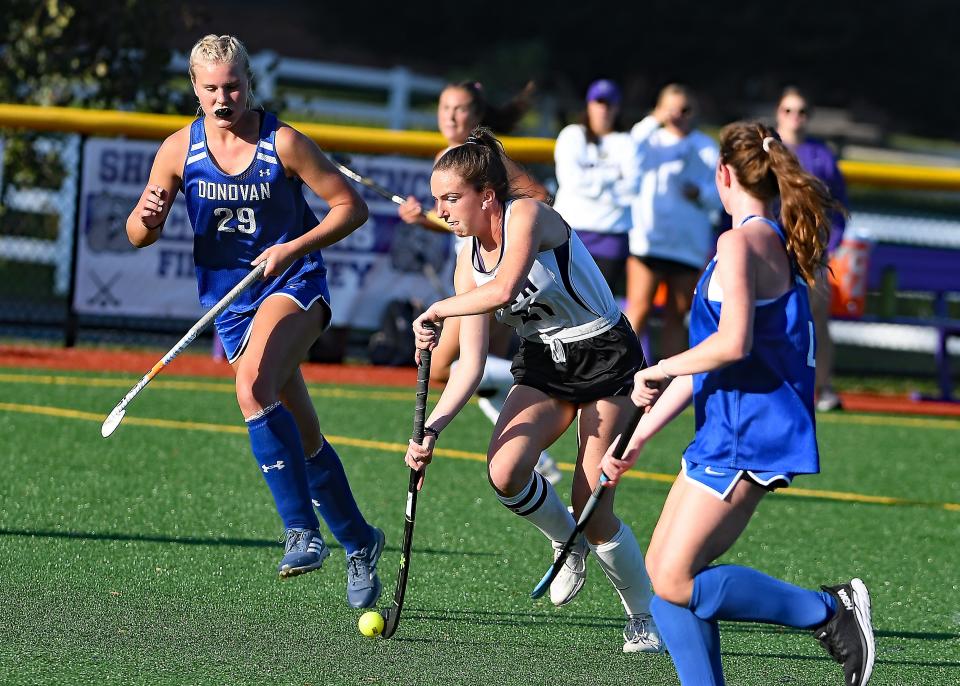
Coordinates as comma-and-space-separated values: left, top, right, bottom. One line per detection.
275, 124, 369, 251
126, 128, 188, 248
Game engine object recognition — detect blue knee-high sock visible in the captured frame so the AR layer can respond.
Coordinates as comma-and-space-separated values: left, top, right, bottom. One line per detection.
651, 595, 724, 686
246, 403, 319, 530
305, 437, 372, 555
690, 565, 836, 629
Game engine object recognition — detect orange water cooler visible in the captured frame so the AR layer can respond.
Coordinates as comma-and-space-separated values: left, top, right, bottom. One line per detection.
828, 233, 872, 319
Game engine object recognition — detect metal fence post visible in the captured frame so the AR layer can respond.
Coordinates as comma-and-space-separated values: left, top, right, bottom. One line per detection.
63, 136, 85, 348
388, 66, 411, 130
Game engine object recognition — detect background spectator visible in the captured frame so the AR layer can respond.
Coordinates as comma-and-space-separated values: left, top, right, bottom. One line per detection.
776, 86, 849, 411
625, 84, 722, 361
396, 81, 560, 483
552, 79, 637, 293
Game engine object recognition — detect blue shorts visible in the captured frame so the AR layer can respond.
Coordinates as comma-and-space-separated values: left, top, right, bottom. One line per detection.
214, 273, 332, 364
681, 458, 795, 500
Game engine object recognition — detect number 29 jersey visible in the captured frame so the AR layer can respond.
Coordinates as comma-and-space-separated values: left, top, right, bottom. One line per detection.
182, 111, 326, 314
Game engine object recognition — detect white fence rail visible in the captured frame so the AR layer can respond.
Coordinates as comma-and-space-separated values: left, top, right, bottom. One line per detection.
169, 52, 445, 130
0, 134, 79, 296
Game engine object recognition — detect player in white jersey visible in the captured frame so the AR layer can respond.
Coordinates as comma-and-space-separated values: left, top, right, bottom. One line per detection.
403, 127, 663, 654
395, 82, 561, 484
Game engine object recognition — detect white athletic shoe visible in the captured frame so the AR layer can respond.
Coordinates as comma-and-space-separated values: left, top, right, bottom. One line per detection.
816, 388, 843, 412
623, 613, 665, 653
549, 534, 589, 606
535, 453, 563, 485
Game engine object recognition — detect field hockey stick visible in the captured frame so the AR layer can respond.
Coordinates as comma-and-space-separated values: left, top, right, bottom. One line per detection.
331, 156, 450, 233
100, 262, 267, 438
380, 327, 433, 639
530, 400, 645, 600
332, 156, 451, 296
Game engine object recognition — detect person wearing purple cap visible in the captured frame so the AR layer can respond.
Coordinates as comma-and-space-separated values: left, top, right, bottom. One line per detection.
627, 84, 722, 364
776, 86, 849, 412
553, 79, 638, 293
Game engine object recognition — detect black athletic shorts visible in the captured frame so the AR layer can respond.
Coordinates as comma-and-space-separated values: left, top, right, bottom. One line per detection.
511, 316, 645, 404
632, 254, 701, 277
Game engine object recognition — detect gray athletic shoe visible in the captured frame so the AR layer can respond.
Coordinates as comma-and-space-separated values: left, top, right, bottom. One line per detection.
346, 526, 385, 609
623, 613, 665, 653
278, 528, 329, 579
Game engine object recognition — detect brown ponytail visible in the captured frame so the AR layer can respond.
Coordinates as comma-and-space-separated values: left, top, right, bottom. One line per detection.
718, 121, 840, 285
434, 126, 514, 203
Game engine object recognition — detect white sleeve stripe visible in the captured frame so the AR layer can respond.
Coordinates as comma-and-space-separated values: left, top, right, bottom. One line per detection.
186, 152, 207, 165
256, 152, 278, 164
258, 140, 274, 151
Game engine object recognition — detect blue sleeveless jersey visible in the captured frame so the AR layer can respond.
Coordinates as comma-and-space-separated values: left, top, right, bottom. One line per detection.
683, 217, 819, 474
183, 111, 326, 314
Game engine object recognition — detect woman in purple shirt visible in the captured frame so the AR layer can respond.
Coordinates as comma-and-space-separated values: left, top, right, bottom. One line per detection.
776, 87, 849, 412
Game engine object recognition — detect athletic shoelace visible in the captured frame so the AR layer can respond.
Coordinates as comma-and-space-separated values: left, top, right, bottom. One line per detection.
625, 615, 654, 643
347, 548, 371, 583
282, 529, 309, 554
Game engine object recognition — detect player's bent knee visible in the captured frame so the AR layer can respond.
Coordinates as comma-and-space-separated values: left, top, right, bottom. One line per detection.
235, 373, 280, 418
487, 460, 531, 497
648, 566, 693, 606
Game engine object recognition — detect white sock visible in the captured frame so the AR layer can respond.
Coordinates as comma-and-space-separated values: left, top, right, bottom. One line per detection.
590, 521, 653, 616
497, 472, 574, 542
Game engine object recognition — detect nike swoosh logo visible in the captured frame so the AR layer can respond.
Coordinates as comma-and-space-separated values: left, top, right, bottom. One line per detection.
703, 467, 726, 476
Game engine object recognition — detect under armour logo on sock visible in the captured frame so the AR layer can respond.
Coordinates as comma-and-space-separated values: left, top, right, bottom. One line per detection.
261, 460, 285, 473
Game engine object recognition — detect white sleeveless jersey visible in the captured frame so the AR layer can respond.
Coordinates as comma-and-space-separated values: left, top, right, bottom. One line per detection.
472, 201, 621, 344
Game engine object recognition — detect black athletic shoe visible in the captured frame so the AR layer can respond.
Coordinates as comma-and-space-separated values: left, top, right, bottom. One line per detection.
814, 578, 875, 685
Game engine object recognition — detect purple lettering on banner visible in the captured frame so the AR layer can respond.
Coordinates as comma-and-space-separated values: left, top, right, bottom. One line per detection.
351, 260, 375, 286
157, 249, 195, 279
101, 150, 118, 183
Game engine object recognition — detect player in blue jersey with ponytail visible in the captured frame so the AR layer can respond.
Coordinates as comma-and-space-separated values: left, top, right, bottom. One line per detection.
125, 34, 385, 608
601, 122, 875, 685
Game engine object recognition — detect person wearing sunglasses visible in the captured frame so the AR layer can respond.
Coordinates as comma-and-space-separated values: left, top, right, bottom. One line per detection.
626, 84, 722, 365
776, 86, 849, 412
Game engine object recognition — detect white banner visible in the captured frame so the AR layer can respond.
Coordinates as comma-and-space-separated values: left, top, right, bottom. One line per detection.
74, 137, 453, 329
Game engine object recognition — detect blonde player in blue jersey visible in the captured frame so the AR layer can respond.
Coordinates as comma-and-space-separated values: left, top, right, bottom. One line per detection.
601, 122, 875, 685
403, 127, 663, 653
125, 34, 385, 608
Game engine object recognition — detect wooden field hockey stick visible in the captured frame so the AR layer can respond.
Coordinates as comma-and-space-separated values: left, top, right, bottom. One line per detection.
530, 400, 645, 600
380, 326, 433, 639
331, 157, 450, 233
100, 262, 266, 438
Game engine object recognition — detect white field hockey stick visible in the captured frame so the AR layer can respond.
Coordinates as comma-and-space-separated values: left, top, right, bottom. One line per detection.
530, 399, 646, 600
332, 156, 450, 296
100, 262, 267, 438
331, 157, 451, 234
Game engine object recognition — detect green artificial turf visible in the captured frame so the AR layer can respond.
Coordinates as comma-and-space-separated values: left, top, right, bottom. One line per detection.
0, 368, 957, 685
